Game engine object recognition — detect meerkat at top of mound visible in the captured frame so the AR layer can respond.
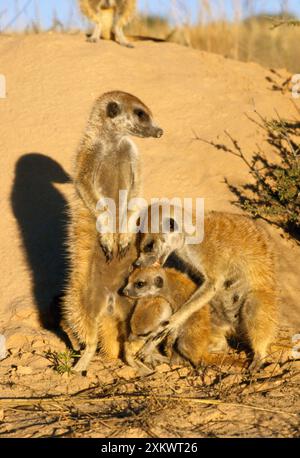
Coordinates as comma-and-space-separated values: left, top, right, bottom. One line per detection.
74, 90, 162, 261
122, 265, 211, 371
79, 0, 136, 47
134, 208, 278, 371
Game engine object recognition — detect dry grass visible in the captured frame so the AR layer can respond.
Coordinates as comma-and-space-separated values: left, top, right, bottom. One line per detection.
129, 13, 300, 73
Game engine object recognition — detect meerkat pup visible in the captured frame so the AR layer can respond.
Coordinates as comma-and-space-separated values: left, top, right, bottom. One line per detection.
135, 209, 278, 371
62, 91, 162, 373
122, 266, 211, 370
79, 0, 136, 47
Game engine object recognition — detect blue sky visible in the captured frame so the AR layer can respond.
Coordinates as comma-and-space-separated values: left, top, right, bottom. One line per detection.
1, 0, 300, 30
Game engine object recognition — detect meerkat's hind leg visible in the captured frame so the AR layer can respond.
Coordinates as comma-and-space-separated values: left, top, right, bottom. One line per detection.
60, 318, 81, 352
73, 323, 98, 373
241, 289, 278, 372
87, 23, 102, 43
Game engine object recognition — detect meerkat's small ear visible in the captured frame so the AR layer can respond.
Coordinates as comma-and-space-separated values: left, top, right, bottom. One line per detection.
154, 276, 164, 288
107, 101, 121, 118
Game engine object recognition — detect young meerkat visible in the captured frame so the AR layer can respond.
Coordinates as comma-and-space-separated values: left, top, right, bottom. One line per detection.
122, 266, 211, 371
135, 209, 278, 371
62, 91, 162, 373
79, 0, 136, 47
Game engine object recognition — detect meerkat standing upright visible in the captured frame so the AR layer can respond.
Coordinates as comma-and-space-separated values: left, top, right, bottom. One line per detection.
63, 91, 162, 372
135, 209, 278, 370
79, 0, 136, 47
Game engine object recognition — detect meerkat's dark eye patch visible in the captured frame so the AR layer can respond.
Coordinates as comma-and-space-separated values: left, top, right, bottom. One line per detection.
143, 240, 155, 253
134, 280, 146, 289
134, 108, 150, 123
107, 101, 121, 118
154, 276, 164, 288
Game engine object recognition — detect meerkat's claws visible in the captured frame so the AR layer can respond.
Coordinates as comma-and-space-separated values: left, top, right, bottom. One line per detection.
153, 323, 173, 345
136, 324, 174, 362
118, 243, 130, 259
105, 251, 114, 263
135, 350, 169, 371
99, 242, 114, 263
248, 355, 264, 373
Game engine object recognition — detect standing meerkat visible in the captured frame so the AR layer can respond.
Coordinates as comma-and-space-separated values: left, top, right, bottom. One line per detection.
63, 91, 162, 372
79, 0, 136, 47
74, 91, 162, 261
135, 210, 278, 371
122, 266, 211, 370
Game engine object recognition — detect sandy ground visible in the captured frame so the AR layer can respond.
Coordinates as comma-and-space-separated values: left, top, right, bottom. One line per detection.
0, 33, 299, 438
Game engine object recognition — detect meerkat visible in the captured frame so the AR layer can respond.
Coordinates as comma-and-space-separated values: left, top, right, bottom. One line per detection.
73, 91, 162, 261
79, 0, 136, 47
122, 266, 211, 370
62, 91, 162, 373
135, 209, 278, 371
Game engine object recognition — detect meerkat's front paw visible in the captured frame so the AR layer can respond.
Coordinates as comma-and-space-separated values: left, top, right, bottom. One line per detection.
143, 351, 169, 369
123, 42, 134, 48
99, 234, 115, 262
248, 354, 265, 373
136, 324, 173, 362
116, 39, 134, 48
87, 36, 99, 43
102, 245, 114, 263
118, 233, 132, 258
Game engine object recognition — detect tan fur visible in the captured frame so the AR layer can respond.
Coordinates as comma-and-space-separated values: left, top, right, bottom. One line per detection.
79, 0, 136, 47
62, 91, 162, 372
123, 267, 211, 368
136, 210, 278, 370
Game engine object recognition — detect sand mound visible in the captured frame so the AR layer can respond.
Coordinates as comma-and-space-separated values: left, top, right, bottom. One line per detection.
0, 32, 299, 438
0, 33, 299, 341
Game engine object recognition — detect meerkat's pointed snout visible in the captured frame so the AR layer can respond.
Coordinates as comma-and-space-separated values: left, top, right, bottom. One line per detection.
152, 127, 163, 138
122, 286, 129, 296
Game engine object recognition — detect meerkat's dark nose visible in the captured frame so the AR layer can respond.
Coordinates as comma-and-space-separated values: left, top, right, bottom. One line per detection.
155, 128, 163, 138
122, 287, 129, 296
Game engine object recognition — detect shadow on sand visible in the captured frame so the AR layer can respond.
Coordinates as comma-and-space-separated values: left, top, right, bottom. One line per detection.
11, 153, 70, 330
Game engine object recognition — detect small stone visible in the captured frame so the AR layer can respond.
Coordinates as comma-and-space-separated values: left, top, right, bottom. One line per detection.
116, 365, 137, 380
16, 365, 32, 375
29, 356, 50, 369
0, 335, 7, 360
62, 371, 71, 379
156, 363, 170, 373
177, 367, 190, 377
